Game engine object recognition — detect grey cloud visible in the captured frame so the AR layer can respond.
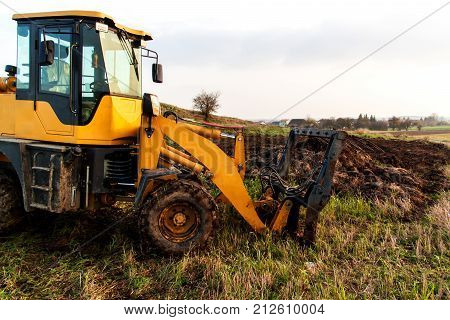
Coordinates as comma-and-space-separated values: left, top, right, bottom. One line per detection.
150, 21, 448, 68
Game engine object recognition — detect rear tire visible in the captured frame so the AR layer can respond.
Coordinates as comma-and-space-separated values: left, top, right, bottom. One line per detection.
0, 169, 24, 233
139, 180, 216, 255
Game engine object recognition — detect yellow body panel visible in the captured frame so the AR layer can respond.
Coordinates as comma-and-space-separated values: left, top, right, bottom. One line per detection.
36, 101, 74, 136
0, 94, 16, 135
12, 10, 114, 21
76, 96, 142, 143
0, 94, 142, 145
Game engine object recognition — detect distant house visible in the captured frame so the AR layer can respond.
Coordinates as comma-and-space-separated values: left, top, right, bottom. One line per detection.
287, 119, 307, 127
270, 120, 288, 127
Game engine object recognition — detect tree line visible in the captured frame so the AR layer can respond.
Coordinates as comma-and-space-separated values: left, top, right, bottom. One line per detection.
297, 113, 448, 131
187, 91, 449, 131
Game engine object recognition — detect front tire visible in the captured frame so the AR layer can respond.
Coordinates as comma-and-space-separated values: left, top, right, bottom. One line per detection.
0, 169, 24, 233
139, 180, 216, 254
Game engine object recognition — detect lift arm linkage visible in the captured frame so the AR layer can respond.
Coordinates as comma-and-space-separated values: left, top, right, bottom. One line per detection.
137, 116, 346, 237
138, 115, 267, 232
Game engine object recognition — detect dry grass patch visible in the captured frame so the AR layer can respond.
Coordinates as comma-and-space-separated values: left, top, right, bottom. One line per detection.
0, 193, 449, 300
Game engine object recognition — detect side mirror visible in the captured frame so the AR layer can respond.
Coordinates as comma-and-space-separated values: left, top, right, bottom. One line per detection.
152, 63, 163, 83
40, 40, 55, 66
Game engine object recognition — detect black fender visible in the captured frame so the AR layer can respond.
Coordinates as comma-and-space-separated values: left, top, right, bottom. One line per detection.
134, 168, 181, 207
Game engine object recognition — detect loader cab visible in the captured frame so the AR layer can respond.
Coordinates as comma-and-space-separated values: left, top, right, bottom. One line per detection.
11, 11, 158, 144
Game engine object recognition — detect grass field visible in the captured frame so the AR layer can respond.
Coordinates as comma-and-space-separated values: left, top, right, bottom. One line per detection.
0, 115, 448, 299
0, 188, 448, 300
410, 133, 450, 145
244, 125, 450, 146
244, 125, 290, 136
350, 127, 450, 146
419, 126, 450, 131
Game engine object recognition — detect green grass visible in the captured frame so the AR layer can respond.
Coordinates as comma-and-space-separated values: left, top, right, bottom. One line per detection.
245, 126, 290, 136
0, 190, 448, 299
420, 125, 450, 131
350, 130, 450, 145
384, 125, 450, 132
244, 125, 450, 140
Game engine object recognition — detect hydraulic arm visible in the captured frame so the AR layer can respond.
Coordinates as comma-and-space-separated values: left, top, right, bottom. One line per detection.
136, 114, 347, 243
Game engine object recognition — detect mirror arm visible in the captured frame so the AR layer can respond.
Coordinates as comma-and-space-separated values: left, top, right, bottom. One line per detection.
42, 28, 48, 55
142, 48, 159, 64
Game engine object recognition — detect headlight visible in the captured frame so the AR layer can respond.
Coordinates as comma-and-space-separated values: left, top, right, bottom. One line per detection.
150, 94, 161, 116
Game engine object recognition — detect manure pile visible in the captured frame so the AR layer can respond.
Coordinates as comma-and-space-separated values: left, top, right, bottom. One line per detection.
219, 135, 449, 215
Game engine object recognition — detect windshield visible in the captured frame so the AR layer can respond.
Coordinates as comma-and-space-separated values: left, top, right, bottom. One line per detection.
81, 23, 142, 123
99, 30, 141, 97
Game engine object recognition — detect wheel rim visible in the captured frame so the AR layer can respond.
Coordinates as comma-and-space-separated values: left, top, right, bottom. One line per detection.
158, 202, 200, 243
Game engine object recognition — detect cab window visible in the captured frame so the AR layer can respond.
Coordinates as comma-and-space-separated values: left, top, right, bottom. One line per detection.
39, 27, 72, 95
16, 24, 30, 90
81, 24, 109, 124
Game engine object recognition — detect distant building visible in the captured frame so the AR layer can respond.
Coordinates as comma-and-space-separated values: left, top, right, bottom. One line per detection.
270, 120, 288, 127
287, 119, 307, 127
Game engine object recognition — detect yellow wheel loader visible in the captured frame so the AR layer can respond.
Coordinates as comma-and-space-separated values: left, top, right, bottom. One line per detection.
0, 11, 346, 254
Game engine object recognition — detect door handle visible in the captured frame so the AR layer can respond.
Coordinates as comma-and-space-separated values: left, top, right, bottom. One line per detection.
69, 43, 78, 115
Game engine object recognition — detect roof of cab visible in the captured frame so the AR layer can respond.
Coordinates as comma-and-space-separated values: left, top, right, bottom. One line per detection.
12, 10, 152, 40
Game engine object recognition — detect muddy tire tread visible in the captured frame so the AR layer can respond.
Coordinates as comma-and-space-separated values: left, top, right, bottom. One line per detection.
139, 180, 217, 255
0, 169, 23, 233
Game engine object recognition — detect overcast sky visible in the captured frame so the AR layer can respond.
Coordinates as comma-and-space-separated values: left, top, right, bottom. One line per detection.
1, 0, 449, 120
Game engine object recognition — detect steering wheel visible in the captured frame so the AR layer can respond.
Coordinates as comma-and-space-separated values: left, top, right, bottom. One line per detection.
90, 80, 109, 91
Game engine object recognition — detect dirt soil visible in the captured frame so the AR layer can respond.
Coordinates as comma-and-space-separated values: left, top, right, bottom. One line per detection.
219, 135, 450, 216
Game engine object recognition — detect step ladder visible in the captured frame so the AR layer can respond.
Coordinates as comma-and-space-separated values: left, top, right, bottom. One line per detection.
30, 152, 57, 210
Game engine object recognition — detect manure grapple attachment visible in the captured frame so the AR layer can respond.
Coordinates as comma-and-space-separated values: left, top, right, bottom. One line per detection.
257, 128, 347, 245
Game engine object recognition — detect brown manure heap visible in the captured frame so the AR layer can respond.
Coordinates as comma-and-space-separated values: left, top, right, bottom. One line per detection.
219, 135, 449, 216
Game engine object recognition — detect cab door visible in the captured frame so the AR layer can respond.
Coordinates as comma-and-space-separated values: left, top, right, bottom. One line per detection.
36, 25, 79, 136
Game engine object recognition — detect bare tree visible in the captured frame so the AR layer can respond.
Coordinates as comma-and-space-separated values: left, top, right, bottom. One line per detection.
388, 116, 400, 131
193, 91, 220, 120
304, 117, 319, 128
417, 122, 423, 131
405, 118, 413, 131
